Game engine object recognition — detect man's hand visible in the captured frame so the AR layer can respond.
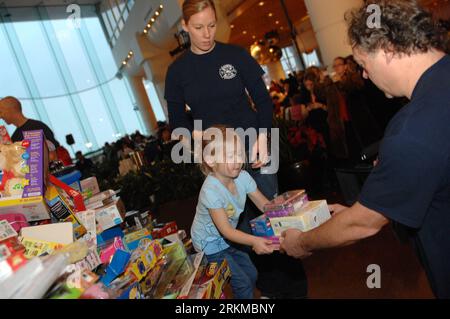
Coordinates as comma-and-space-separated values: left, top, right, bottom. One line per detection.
251, 133, 268, 169
328, 203, 348, 217
280, 229, 312, 259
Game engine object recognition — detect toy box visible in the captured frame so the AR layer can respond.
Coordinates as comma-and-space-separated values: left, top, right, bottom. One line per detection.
124, 228, 152, 251
45, 184, 87, 240
20, 237, 66, 259
95, 199, 125, 233
84, 189, 116, 210
125, 238, 163, 282
98, 236, 126, 265
188, 259, 231, 299
124, 210, 152, 230
268, 200, 331, 236
0, 219, 18, 241
263, 189, 308, 217
57, 170, 82, 193
152, 221, 178, 239
250, 214, 275, 237
80, 176, 100, 200
0, 213, 28, 233
101, 249, 131, 286
0, 130, 50, 222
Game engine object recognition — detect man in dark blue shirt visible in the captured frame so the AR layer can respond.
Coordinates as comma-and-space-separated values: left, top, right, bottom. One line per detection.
281, 0, 450, 298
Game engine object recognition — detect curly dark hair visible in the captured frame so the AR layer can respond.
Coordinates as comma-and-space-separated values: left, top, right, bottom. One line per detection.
346, 0, 448, 55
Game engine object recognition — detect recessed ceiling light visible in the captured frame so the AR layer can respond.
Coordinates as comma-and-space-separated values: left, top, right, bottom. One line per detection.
258, 1, 264, 6
230, 24, 235, 29
268, 13, 273, 17
242, 30, 247, 35
276, 20, 279, 25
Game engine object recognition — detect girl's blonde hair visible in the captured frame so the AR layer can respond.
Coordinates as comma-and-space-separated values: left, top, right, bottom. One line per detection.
182, 0, 217, 24
199, 125, 245, 176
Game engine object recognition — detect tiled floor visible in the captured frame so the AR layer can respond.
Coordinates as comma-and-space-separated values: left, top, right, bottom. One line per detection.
157, 196, 434, 299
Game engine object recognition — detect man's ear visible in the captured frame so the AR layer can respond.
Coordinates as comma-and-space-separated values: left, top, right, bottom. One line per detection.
384, 50, 395, 65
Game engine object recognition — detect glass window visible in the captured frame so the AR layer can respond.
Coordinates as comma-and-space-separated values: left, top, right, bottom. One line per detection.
84, 17, 144, 135
44, 97, 89, 154
110, 0, 121, 23
101, 11, 113, 38
144, 80, 167, 122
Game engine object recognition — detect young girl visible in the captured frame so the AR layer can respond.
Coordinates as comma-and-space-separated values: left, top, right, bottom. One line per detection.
190, 126, 275, 299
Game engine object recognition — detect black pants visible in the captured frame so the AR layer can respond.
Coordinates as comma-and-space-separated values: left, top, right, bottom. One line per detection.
232, 167, 308, 298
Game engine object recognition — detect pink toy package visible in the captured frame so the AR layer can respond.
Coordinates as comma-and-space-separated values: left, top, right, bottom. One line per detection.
263, 190, 308, 217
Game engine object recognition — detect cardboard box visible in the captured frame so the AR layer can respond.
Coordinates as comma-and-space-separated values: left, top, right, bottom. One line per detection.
268, 200, 331, 236
95, 199, 125, 233
21, 222, 73, 245
0, 130, 50, 222
80, 176, 100, 200
84, 190, 116, 210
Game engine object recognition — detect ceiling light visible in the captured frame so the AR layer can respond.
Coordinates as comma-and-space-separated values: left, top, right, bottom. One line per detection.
258, 1, 264, 6
268, 13, 273, 17
151, 18, 155, 22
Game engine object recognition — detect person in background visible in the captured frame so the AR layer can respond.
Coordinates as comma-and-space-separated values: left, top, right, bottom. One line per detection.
56, 145, 73, 166
0, 96, 60, 161
75, 151, 95, 179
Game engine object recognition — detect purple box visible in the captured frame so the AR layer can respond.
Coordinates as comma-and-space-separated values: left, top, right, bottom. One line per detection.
22, 130, 45, 198
264, 190, 308, 217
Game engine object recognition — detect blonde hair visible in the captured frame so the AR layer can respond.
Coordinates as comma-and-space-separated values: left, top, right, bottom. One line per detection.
182, 0, 216, 24
199, 125, 245, 176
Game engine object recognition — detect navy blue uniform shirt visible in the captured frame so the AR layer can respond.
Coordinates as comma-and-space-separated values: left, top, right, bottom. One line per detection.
359, 55, 450, 298
164, 42, 273, 132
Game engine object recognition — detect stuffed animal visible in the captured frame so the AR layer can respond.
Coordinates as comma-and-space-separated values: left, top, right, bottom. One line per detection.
0, 143, 28, 198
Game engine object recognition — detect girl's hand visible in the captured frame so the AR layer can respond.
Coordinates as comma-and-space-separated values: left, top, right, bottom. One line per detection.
251, 133, 269, 169
252, 237, 274, 255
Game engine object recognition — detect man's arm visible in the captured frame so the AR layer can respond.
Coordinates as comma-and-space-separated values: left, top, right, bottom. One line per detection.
280, 202, 389, 259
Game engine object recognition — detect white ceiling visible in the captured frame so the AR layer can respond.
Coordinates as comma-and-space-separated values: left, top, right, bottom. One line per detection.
0, 0, 101, 8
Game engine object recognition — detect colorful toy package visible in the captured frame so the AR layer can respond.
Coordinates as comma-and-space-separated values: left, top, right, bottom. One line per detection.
263, 189, 308, 217
0, 130, 50, 221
